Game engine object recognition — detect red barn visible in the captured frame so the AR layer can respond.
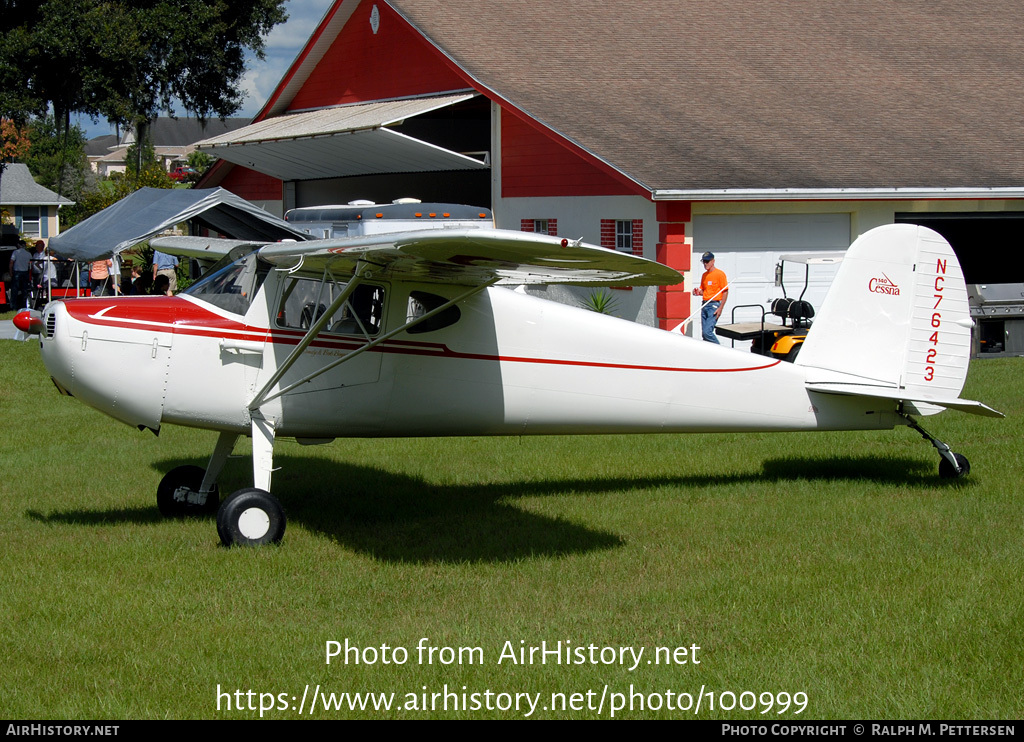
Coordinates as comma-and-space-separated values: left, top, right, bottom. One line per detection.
199, 1, 1024, 337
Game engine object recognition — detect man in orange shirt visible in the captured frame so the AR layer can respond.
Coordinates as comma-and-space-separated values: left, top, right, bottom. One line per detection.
692, 251, 728, 343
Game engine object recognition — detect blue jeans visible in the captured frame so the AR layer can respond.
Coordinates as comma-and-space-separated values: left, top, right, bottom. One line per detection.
701, 301, 721, 343
12, 271, 30, 310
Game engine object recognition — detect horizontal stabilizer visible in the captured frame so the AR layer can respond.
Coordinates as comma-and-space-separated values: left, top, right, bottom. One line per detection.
807, 382, 1003, 418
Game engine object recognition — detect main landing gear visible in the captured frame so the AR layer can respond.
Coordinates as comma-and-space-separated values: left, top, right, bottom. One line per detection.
216, 488, 286, 547
157, 465, 220, 516
898, 410, 971, 479
155, 425, 287, 546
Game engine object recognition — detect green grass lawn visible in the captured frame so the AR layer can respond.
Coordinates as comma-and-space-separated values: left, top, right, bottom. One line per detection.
1, 336, 1021, 719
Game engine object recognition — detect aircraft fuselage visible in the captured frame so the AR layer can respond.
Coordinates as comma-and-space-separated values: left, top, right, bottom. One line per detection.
38, 268, 896, 440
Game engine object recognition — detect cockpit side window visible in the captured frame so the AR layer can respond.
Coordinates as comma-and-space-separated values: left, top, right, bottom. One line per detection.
182, 249, 269, 315
276, 276, 385, 336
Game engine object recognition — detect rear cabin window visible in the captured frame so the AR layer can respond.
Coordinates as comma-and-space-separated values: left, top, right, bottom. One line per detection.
406, 291, 461, 334
276, 277, 385, 336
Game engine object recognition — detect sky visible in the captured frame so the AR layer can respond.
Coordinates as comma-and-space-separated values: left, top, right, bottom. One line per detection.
73, 0, 335, 140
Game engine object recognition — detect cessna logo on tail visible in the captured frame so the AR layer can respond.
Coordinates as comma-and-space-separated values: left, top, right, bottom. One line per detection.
868, 274, 900, 296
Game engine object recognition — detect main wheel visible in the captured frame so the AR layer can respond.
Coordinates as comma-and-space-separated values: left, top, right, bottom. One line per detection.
157, 465, 219, 517
217, 488, 286, 547
939, 452, 970, 479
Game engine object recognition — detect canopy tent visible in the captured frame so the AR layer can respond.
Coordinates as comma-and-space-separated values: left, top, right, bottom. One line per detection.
48, 187, 308, 261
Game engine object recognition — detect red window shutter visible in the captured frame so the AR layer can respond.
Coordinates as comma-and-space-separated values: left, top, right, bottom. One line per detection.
600, 219, 616, 250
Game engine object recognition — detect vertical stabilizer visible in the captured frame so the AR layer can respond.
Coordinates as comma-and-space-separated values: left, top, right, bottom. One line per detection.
796, 224, 972, 401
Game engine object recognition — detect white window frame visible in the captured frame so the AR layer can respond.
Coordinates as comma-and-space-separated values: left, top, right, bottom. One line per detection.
614, 219, 633, 253
19, 206, 42, 238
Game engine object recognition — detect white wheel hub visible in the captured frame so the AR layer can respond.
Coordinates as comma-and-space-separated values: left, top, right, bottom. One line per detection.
237, 507, 271, 540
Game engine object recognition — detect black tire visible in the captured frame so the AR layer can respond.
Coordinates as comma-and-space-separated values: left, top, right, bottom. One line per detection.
783, 344, 802, 363
217, 488, 286, 547
939, 453, 970, 479
157, 465, 219, 517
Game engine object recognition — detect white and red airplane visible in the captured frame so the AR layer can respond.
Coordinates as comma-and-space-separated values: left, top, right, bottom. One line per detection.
16, 205, 1000, 546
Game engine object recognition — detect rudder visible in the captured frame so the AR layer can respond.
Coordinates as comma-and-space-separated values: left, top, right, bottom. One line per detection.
796, 224, 972, 403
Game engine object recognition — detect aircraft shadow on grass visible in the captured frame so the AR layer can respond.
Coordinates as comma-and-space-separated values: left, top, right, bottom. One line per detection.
26, 453, 958, 563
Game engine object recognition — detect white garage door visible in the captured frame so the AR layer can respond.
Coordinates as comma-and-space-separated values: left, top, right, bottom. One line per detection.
692, 214, 851, 349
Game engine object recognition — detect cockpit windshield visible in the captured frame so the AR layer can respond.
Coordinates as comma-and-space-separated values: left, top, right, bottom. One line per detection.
182, 248, 269, 315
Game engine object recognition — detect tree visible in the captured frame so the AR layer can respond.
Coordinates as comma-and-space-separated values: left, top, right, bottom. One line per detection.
25, 115, 88, 200
1, 117, 31, 193
0, 0, 288, 135
62, 137, 174, 229
124, 138, 173, 186
1, 118, 31, 162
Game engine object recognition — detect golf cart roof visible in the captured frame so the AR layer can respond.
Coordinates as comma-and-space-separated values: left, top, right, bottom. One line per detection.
778, 252, 846, 265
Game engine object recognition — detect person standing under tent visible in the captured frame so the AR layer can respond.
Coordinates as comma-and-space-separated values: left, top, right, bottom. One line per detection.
152, 250, 179, 293
90, 258, 113, 296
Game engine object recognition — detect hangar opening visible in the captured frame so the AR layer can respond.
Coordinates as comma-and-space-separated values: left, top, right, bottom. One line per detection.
894, 212, 1024, 284
294, 94, 492, 209
896, 212, 1024, 357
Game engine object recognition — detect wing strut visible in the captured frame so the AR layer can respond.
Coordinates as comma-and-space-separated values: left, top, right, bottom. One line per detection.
248, 261, 372, 411
250, 275, 500, 410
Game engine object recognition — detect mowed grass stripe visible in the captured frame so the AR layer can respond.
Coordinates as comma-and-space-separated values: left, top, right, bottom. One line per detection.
1, 335, 1021, 719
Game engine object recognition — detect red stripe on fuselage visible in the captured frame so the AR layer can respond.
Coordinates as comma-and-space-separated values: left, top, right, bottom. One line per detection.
63, 297, 780, 374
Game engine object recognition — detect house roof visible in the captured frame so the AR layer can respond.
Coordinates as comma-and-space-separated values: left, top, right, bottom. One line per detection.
123, 117, 251, 148
382, 0, 1024, 194
0, 163, 74, 206
84, 134, 120, 158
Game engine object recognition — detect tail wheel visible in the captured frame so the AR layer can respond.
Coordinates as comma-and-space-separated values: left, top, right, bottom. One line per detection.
939, 453, 970, 479
217, 488, 286, 547
157, 465, 219, 517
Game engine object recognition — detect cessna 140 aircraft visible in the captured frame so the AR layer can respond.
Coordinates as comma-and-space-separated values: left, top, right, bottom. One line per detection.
17, 203, 1000, 546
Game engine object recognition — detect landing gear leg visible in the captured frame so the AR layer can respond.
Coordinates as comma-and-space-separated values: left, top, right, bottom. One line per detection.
201, 431, 239, 494
898, 410, 971, 479
249, 414, 276, 493
157, 431, 238, 517
216, 414, 286, 546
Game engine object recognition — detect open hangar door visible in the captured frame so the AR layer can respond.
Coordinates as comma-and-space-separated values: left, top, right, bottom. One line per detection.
692, 214, 850, 350
896, 212, 1024, 357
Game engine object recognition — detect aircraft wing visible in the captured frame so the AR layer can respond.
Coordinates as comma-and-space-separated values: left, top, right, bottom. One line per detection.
150, 235, 269, 262
255, 228, 683, 287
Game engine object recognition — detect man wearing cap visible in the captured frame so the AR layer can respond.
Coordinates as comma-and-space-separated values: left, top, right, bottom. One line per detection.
692, 251, 728, 343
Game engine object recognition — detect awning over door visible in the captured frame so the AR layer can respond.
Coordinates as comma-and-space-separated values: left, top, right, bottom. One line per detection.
196, 93, 488, 181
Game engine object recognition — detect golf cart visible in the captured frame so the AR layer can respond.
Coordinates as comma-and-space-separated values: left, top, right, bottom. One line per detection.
715, 252, 844, 362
